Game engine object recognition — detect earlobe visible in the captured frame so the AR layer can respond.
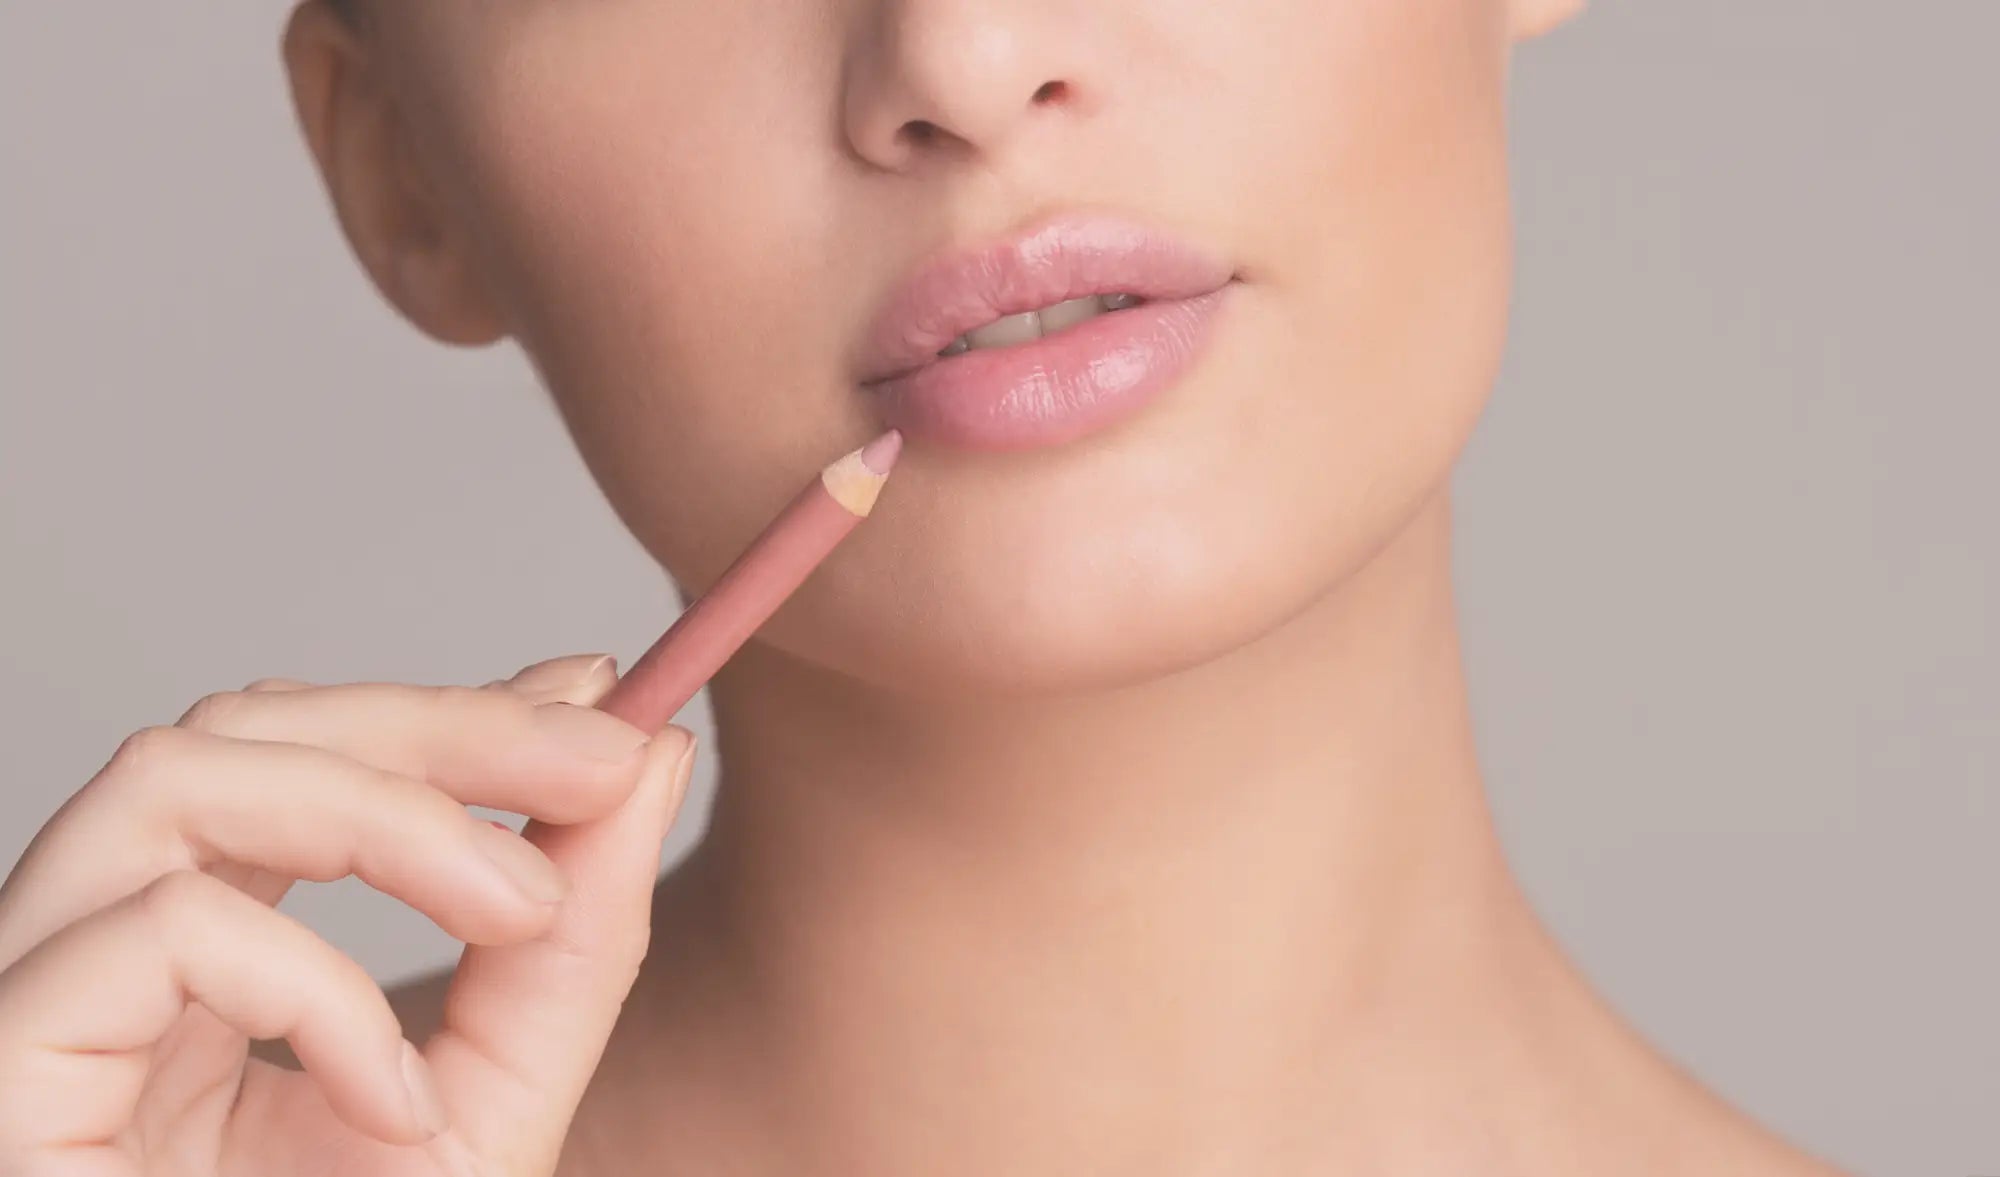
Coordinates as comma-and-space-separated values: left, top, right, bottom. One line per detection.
1509, 0, 1587, 41
280, 1, 507, 346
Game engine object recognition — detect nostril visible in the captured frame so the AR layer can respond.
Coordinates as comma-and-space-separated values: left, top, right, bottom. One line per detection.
1031, 80, 1069, 106
901, 119, 940, 147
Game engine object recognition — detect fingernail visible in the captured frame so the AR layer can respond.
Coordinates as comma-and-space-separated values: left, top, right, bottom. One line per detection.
469, 820, 568, 904
533, 701, 650, 764
510, 653, 615, 700
671, 733, 699, 798
400, 1040, 449, 1138
653, 730, 699, 830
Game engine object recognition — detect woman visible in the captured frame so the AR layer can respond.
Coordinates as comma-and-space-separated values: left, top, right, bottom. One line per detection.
0, 0, 1854, 1173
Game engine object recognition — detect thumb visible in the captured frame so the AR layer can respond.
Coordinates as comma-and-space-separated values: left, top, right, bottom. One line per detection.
423, 717, 698, 1169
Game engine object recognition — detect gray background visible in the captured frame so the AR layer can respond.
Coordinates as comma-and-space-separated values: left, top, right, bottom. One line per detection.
2, 3, 1993, 1173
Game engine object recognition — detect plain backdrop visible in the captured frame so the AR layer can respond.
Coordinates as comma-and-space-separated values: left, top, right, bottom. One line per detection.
2, 3, 1994, 1174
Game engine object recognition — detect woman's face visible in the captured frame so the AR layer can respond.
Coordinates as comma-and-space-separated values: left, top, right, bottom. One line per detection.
334, 0, 1571, 696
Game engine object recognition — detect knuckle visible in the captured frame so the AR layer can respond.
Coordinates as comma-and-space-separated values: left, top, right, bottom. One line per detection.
540, 916, 650, 985
242, 676, 307, 693
596, 925, 654, 989
430, 682, 487, 707
436, 681, 529, 725
365, 766, 457, 829
133, 868, 219, 930
176, 689, 254, 733
106, 724, 187, 782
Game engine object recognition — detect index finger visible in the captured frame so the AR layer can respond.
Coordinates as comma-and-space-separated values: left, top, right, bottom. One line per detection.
170, 678, 651, 825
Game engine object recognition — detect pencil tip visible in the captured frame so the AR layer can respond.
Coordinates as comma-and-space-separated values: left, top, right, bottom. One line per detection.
859, 428, 903, 475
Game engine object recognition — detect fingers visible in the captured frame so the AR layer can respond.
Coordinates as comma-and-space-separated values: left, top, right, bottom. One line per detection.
170, 677, 651, 824
0, 726, 580, 968
0, 870, 442, 1157
0, 652, 649, 1173
0, 653, 642, 970
484, 653, 619, 706
251, 652, 616, 704
424, 727, 699, 1167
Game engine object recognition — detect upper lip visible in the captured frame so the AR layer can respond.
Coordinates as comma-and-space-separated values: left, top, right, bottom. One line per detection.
854, 210, 1235, 385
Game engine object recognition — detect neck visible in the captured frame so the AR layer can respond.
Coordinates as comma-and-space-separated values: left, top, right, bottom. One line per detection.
629, 491, 1644, 1171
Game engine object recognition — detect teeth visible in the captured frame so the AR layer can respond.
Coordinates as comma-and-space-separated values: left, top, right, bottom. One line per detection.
1035, 294, 1107, 333
936, 293, 1143, 357
964, 309, 1042, 350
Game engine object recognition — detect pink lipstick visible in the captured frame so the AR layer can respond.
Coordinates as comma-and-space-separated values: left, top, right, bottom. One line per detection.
854, 212, 1236, 451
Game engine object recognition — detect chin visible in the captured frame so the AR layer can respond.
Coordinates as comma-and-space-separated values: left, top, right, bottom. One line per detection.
746, 438, 1412, 702
758, 556, 1307, 702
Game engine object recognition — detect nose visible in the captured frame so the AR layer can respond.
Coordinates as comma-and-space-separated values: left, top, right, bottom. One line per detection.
841, 0, 1090, 170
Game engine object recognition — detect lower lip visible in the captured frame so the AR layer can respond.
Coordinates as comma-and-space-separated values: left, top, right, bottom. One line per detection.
862, 284, 1234, 451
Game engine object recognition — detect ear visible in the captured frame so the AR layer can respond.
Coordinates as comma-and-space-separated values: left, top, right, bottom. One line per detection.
281, 1, 507, 346
1510, 0, 1587, 41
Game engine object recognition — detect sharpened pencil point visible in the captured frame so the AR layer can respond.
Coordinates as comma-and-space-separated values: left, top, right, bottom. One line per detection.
859, 428, 904, 475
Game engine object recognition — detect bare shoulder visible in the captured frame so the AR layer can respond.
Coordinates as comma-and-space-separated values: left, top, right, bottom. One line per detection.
245, 966, 455, 1069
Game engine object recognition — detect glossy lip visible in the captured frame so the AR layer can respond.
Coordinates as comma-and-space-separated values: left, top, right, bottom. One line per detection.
853, 211, 1237, 450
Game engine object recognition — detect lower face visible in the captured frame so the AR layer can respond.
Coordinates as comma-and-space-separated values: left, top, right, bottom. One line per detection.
377, 0, 1517, 696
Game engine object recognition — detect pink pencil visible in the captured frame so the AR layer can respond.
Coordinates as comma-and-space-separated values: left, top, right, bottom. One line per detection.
592, 429, 903, 733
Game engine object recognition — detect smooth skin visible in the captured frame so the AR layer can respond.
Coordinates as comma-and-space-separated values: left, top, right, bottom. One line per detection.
2, 0, 1859, 1173
0, 656, 696, 1175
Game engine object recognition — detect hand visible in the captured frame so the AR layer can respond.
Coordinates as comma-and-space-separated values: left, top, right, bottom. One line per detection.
0, 654, 699, 1176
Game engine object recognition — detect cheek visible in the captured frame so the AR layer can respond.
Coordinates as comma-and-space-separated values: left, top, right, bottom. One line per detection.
1014, 0, 1515, 687
409, 7, 860, 588
1221, 0, 1514, 551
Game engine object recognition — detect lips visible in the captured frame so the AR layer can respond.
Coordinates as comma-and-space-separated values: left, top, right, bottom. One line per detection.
853, 212, 1237, 450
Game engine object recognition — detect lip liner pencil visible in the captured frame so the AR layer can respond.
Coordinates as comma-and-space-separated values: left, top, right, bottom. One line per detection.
591, 428, 904, 734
